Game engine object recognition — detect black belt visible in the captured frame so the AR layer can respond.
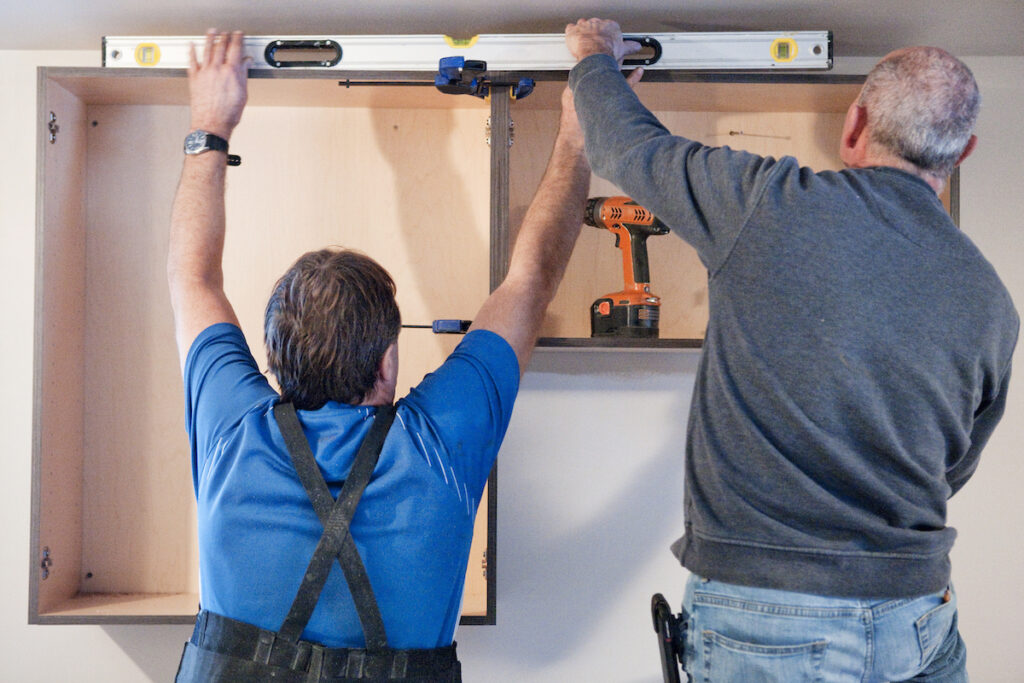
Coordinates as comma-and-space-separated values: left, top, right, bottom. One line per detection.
180, 609, 460, 681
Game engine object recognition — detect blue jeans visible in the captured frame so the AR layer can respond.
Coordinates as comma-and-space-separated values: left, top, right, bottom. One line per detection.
680, 574, 967, 682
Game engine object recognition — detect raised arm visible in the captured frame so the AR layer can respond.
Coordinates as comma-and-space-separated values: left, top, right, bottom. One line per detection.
468, 88, 590, 373
167, 30, 249, 372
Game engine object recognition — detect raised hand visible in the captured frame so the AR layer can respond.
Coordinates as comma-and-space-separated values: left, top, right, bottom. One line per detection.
187, 30, 249, 139
565, 18, 641, 65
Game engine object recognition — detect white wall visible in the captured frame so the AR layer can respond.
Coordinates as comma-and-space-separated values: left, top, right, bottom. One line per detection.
945, 56, 1024, 683
1, 51, 1021, 682
0, 50, 189, 680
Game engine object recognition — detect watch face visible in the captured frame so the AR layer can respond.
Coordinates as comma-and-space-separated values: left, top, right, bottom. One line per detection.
184, 130, 208, 155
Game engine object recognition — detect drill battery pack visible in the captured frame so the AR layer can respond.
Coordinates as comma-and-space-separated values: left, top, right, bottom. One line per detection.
591, 297, 660, 338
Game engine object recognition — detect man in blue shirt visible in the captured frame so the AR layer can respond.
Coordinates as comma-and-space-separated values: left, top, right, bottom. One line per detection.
170, 30, 596, 681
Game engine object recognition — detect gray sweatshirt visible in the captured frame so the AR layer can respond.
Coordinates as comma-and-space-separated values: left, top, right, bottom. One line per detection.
570, 54, 1018, 598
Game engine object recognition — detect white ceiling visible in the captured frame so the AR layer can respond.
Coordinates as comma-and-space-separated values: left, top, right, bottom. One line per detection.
6, 1, 1024, 58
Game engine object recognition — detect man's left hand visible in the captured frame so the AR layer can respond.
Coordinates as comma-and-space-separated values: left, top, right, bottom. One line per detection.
565, 18, 641, 65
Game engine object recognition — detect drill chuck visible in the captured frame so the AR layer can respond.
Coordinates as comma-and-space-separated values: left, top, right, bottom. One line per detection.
583, 197, 601, 228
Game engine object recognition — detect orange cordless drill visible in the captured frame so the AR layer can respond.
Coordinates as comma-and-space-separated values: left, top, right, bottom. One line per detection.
585, 196, 670, 338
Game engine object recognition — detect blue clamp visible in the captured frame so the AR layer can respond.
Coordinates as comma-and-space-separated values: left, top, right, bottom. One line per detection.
509, 77, 534, 100
435, 56, 534, 100
431, 319, 472, 334
435, 56, 489, 97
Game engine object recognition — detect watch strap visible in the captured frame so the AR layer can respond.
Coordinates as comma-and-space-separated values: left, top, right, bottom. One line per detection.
202, 132, 229, 154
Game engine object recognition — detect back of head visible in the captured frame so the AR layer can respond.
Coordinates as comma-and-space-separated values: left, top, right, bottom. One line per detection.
265, 248, 400, 410
859, 46, 980, 177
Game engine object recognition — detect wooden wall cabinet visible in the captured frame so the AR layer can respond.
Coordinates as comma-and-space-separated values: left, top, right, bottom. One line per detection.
514, 75, 869, 347
32, 68, 496, 624
32, 65, 887, 625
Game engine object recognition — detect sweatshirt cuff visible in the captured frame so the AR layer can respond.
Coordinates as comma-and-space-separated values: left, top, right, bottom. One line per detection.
568, 53, 620, 91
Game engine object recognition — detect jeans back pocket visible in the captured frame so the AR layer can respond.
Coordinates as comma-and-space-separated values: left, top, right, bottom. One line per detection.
701, 629, 827, 683
915, 597, 956, 666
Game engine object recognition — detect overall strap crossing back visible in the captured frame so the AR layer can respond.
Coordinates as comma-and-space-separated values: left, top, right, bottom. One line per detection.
272, 401, 397, 650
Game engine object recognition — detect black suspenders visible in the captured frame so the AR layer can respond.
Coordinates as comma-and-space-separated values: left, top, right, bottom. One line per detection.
176, 402, 462, 682
272, 401, 396, 650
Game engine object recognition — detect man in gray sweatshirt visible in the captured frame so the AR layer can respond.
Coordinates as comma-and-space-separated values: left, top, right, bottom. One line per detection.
566, 18, 1017, 683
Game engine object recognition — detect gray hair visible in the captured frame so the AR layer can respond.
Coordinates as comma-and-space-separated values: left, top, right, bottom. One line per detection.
859, 47, 980, 177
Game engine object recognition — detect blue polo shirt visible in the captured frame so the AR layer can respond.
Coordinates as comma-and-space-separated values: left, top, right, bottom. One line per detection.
184, 323, 518, 649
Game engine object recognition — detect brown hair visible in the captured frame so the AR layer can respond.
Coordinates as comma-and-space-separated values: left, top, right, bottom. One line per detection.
264, 248, 400, 409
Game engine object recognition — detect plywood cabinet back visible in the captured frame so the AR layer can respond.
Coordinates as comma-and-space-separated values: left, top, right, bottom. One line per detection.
221, 100, 492, 389
82, 104, 197, 597
509, 80, 857, 342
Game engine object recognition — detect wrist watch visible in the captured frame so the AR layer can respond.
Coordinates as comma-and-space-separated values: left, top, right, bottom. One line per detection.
183, 130, 241, 166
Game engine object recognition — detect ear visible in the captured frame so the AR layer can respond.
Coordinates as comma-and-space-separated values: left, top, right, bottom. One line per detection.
377, 342, 398, 382
839, 102, 869, 164
362, 342, 399, 406
953, 134, 978, 168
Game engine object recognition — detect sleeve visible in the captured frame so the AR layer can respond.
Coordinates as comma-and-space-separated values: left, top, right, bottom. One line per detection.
569, 54, 781, 273
947, 360, 1012, 496
183, 322, 278, 492
400, 330, 520, 496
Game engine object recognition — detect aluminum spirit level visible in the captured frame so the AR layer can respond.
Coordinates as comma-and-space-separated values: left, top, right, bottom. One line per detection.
102, 31, 833, 71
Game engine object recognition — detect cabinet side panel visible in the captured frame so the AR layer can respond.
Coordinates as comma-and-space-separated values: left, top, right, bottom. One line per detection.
461, 483, 489, 617
34, 76, 88, 616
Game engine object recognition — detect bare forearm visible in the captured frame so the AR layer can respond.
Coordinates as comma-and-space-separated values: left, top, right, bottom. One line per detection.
167, 154, 240, 369
168, 155, 228, 293
167, 30, 248, 370
471, 102, 590, 371
508, 120, 589, 297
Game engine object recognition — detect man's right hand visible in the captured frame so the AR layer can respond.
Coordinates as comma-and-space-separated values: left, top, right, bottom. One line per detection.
565, 18, 641, 64
188, 30, 249, 140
